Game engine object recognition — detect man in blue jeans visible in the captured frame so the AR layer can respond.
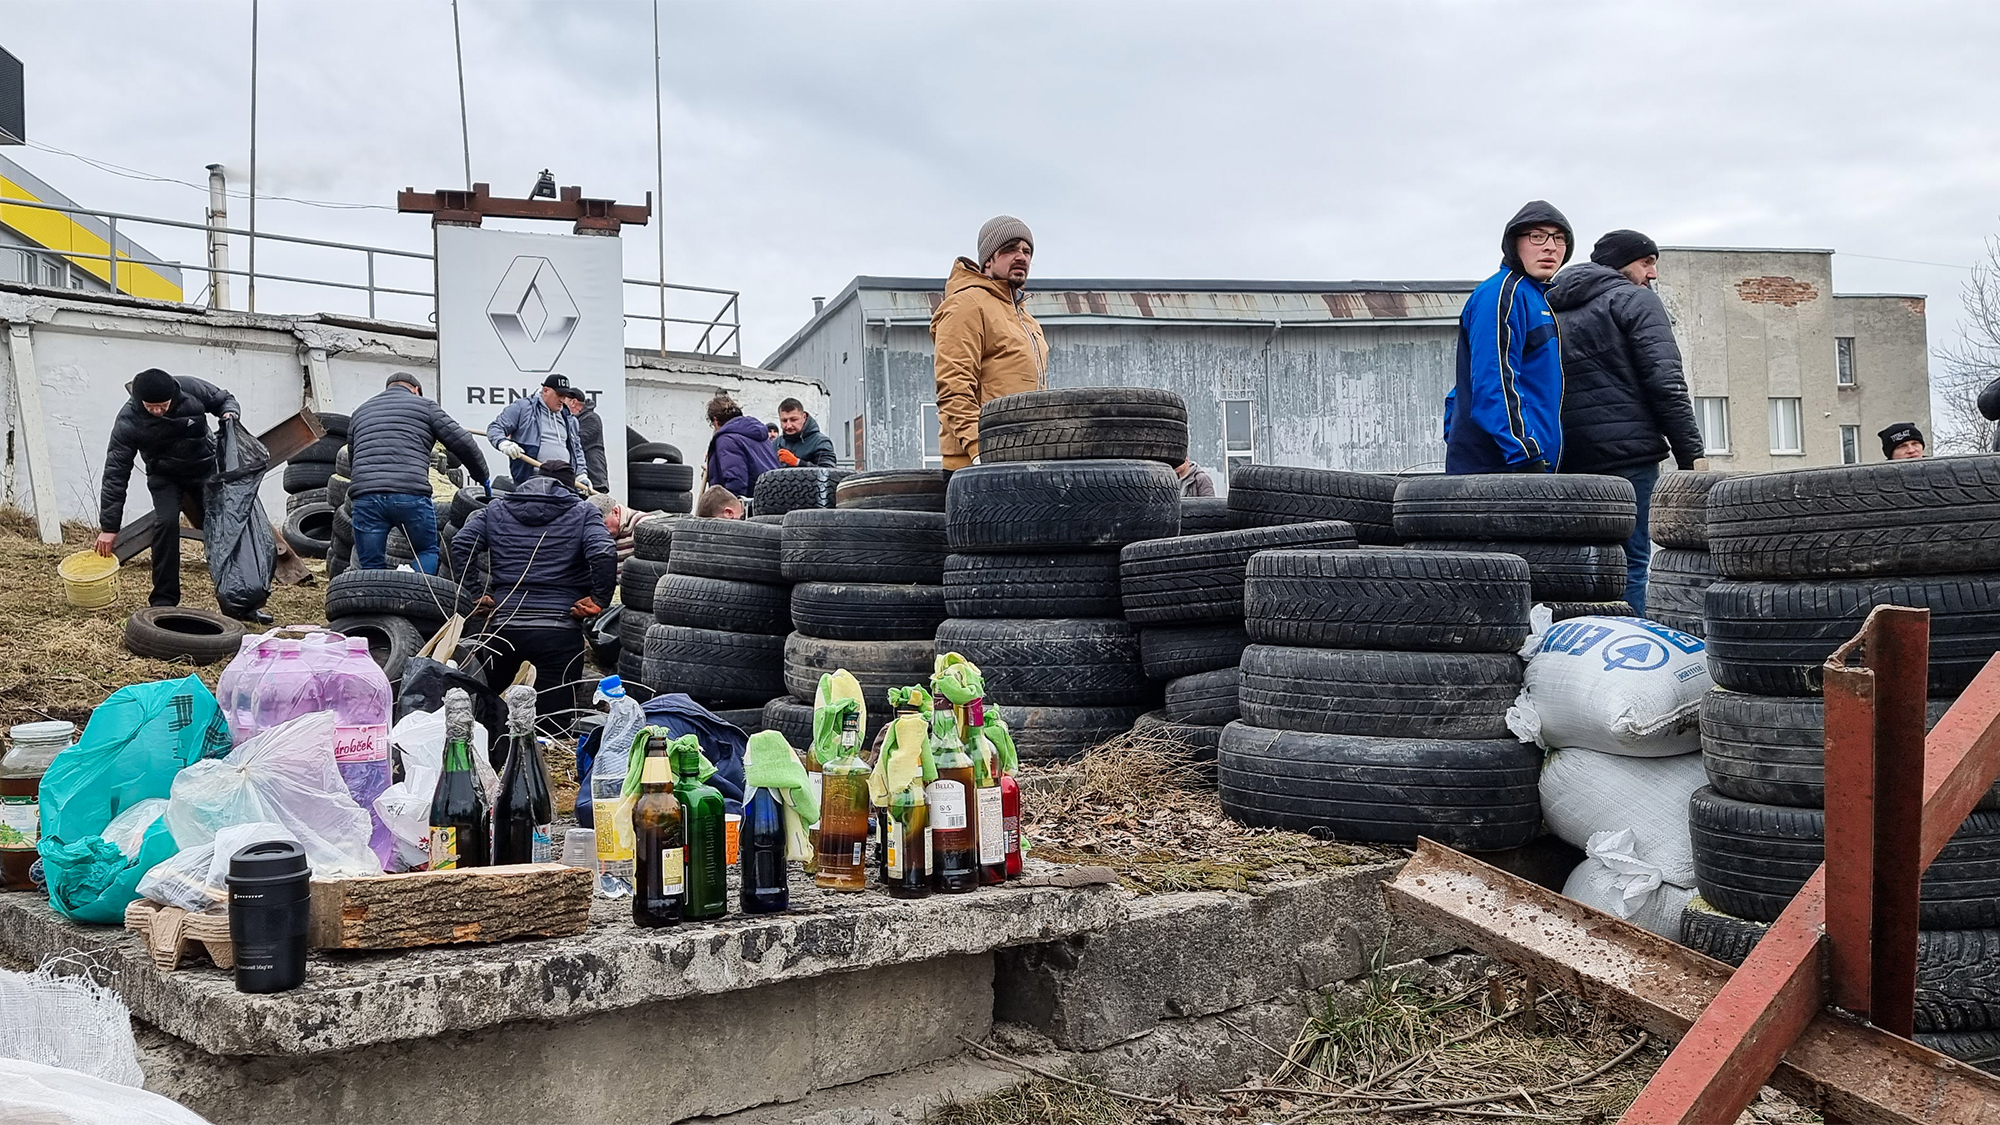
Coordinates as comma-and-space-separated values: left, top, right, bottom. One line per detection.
347, 371, 491, 572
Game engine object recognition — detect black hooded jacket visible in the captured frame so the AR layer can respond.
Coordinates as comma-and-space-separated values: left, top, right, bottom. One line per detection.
99, 375, 240, 532
1499, 200, 1574, 274
449, 476, 616, 619
1545, 263, 1704, 473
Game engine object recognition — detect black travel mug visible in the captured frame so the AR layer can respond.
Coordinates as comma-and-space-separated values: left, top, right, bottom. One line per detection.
226, 840, 310, 993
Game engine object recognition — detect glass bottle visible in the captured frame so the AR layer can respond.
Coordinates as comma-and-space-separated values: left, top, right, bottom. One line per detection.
927, 704, 978, 894
427, 690, 490, 870
739, 785, 789, 914
631, 735, 684, 927
974, 734, 1007, 886
885, 782, 930, 900
814, 711, 871, 892
673, 740, 728, 921
493, 686, 554, 865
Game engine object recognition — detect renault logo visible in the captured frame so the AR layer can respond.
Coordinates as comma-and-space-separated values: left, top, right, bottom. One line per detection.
486, 256, 580, 372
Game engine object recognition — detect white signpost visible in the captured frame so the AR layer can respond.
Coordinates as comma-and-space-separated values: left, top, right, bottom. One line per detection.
434, 225, 626, 500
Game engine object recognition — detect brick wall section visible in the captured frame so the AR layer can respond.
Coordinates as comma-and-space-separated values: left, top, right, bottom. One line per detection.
1902, 297, 1927, 318
1735, 276, 1820, 306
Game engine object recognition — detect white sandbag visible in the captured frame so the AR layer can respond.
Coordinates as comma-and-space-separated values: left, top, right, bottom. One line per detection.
1562, 830, 1697, 941
1539, 747, 1704, 887
1508, 609, 1709, 757
0, 1057, 213, 1124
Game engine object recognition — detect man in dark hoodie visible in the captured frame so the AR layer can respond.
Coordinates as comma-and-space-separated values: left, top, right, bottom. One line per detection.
451, 472, 617, 730
773, 398, 838, 467
1445, 201, 1572, 475
1547, 229, 1703, 617
702, 393, 780, 497
93, 367, 245, 611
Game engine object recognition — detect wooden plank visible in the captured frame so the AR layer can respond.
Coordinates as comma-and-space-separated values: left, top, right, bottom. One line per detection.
6, 325, 62, 544
308, 862, 592, 950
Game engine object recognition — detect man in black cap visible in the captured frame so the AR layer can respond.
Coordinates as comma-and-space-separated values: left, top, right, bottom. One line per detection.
486, 373, 589, 489
1880, 422, 1926, 460
93, 367, 245, 611
1547, 229, 1704, 616
558, 387, 609, 492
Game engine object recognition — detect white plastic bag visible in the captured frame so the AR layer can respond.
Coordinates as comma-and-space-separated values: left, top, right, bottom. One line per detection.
137, 821, 296, 912
0, 1057, 213, 1124
375, 709, 494, 872
164, 712, 382, 878
100, 798, 169, 859
1538, 747, 1704, 887
1562, 829, 1696, 941
1508, 609, 1710, 757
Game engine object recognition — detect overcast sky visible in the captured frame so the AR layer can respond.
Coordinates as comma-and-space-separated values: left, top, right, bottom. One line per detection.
5, 0, 1997, 369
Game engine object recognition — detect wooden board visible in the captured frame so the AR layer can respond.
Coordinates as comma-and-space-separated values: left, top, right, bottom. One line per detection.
308, 863, 592, 951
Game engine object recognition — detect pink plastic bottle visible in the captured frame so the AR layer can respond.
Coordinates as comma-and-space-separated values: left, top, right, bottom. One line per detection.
323, 636, 395, 865
221, 634, 278, 745
248, 640, 325, 739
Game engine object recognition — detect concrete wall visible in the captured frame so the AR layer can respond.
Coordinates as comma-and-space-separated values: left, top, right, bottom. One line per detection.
1833, 294, 1932, 458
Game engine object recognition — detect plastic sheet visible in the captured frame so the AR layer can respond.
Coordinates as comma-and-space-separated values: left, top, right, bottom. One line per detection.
0, 1058, 213, 1124
165, 712, 382, 877
137, 821, 294, 913
203, 417, 275, 619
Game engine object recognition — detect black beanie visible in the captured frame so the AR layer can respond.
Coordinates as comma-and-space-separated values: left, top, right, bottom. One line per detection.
131, 368, 178, 403
1879, 422, 1924, 458
1591, 230, 1660, 271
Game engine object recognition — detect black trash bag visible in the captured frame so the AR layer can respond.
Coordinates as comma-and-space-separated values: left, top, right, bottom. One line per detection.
395, 655, 507, 768
203, 419, 276, 618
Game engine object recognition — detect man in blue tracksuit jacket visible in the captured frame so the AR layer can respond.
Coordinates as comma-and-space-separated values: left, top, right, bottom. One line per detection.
1444, 200, 1574, 474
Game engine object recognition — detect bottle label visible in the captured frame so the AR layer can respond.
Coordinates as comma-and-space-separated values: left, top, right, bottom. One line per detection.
0, 796, 36, 849
851, 841, 864, 866
976, 787, 1005, 864
429, 827, 459, 871
1004, 815, 1021, 857
531, 824, 554, 865
886, 828, 902, 877
656, 847, 684, 896
595, 795, 636, 864
927, 780, 968, 830
333, 724, 389, 764
806, 770, 823, 810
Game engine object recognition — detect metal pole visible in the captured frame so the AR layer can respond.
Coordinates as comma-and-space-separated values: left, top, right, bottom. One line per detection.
366, 250, 376, 319
247, 0, 258, 314
653, 0, 667, 356
205, 164, 231, 309
452, 0, 471, 189
107, 217, 118, 294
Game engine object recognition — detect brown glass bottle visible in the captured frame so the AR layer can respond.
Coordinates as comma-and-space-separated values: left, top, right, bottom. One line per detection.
814, 713, 870, 891
884, 784, 931, 899
631, 737, 685, 927
927, 707, 978, 893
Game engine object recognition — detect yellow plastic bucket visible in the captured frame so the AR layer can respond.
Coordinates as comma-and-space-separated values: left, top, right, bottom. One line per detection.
57, 550, 119, 609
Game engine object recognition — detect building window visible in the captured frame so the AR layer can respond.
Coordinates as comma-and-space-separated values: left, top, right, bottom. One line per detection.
1768, 397, 1804, 455
1840, 424, 1861, 465
1696, 397, 1730, 455
918, 403, 941, 469
42, 259, 60, 287
842, 418, 852, 459
1836, 337, 1855, 386
1222, 398, 1255, 486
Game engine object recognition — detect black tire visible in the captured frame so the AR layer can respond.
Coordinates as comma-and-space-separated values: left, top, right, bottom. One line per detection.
292, 434, 342, 464
282, 502, 335, 560
316, 411, 350, 438
328, 614, 425, 683
286, 486, 330, 514
631, 516, 678, 564
1131, 710, 1226, 761
122, 606, 246, 664
334, 444, 352, 478
1651, 471, 1733, 549
587, 604, 623, 668
1707, 456, 2000, 580
1544, 599, 1636, 622
1920, 1030, 2000, 1069
1120, 521, 1358, 625
1179, 497, 1231, 534
710, 706, 764, 733
1690, 786, 2000, 928
933, 618, 1149, 707
325, 570, 467, 628
1245, 549, 1531, 653
616, 651, 652, 700
629, 461, 695, 492
282, 459, 335, 492
1703, 573, 2000, 697
619, 558, 673, 614
1699, 690, 1976, 808
1406, 540, 1626, 603
326, 475, 349, 510
654, 573, 793, 635
943, 552, 1122, 619
1219, 722, 1541, 850
751, 467, 853, 516
977, 387, 1189, 464
1225, 464, 1399, 544
1164, 668, 1239, 725
619, 607, 656, 653
836, 469, 949, 512
326, 531, 351, 579
761, 697, 818, 747
332, 503, 353, 543
990, 703, 1152, 763
1140, 623, 1251, 680
1393, 474, 1636, 542
780, 508, 948, 585
490, 474, 514, 493
630, 488, 694, 515
448, 486, 490, 526
629, 441, 683, 464
750, 514, 785, 524
1238, 646, 1522, 739
946, 460, 1181, 553
667, 519, 784, 584
641, 624, 785, 704
782, 633, 937, 706
1647, 548, 1714, 637
789, 582, 948, 641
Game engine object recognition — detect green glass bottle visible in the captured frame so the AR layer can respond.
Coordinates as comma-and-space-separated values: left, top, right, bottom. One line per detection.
672, 739, 728, 921
631, 736, 684, 927
427, 690, 489, 870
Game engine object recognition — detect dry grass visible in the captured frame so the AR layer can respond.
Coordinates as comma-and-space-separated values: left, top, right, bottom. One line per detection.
927, 1079, 1138, 1125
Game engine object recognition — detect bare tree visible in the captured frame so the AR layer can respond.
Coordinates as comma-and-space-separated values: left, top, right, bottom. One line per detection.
1934, 235, 2000, 455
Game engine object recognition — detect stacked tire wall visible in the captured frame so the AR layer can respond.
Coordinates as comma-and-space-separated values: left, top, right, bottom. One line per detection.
1645, 471, 1730, 637
642, 519, 790, 711
1396, 474, 1638, 621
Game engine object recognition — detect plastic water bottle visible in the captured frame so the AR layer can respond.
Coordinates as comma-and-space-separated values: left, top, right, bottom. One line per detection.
248, 640, 325, 737
592, 676, 645, 898
219, 634, 276, 744
323, 636, 394, 867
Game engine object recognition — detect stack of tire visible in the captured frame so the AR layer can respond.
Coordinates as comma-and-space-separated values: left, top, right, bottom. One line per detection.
281, 414, 346, 565
837, 469, 949, 513
628, 433, 691, 514
612, 516, 679, 695
1645, 471, 1731, 637
1220, 545, 1543, 850
758, 506, 950, 748
322, 567, 472, 686
752, 466, 853, 517
1396, 474, 1637, 621
1688, 457, 2000, 1069
934, 388, 1188, 762
641, 518, 792, 713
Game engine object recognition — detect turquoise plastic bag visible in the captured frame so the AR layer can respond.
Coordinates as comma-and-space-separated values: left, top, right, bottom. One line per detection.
36, 675, 232, 923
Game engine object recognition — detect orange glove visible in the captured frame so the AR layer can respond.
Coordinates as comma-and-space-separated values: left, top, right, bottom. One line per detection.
569, 595, 604, 619
776, 447, 799, 467
469, 595, 496, 619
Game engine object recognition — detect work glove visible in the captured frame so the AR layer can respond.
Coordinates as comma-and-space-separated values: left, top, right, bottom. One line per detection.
1515, 458, 1551, 474
776, 448, 799, 467
469, 595, 496, 619
221, 411, 238, 422
569, 596, 604, 619
575, 473, 594, 493
498, 440, 525, 459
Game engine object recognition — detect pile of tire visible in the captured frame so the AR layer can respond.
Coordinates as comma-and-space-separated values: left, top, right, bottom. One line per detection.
1395, 474, 1638, 621
1220, 546, 1543, 850
628, 431, 691, 514
322, 567, 473, 685
1644, 471, 1730, 637
640, 518, 791, 712
751, 465, 853, 517
281, 414, 346, 564
933, 387, 1188, 761
1686, 457, 2000, 1064
837, 469, 950, 513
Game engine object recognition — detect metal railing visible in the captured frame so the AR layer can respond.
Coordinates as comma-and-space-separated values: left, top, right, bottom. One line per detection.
0, 196, 742, 358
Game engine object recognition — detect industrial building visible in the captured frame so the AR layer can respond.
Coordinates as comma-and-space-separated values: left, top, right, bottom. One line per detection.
0, 152, 184, 301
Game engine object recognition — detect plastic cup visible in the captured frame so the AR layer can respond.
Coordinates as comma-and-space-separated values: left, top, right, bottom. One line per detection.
726, 814, 742, 867
226, 840, 310, 994
560, 828, 597, 869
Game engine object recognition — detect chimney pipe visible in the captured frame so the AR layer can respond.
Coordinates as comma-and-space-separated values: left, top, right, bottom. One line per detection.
205, 164, 231, 310
812, 296, 825, 316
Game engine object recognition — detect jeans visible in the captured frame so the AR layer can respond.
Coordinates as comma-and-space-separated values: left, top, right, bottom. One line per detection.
1605, 463, 1660, 618
351, 491, 440, 574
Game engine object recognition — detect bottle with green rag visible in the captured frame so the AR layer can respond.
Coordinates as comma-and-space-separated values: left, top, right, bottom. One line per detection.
813, 676, 871, 892
671, 736, 728, 920
740, 731, 819, 914
872, 686, 938, 900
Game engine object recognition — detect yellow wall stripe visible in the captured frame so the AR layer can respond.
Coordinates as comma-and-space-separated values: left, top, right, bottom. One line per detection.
0, 175, 185, 302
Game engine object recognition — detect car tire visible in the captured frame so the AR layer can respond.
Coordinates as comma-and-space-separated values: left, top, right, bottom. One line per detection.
1139, 623, 1251, 681
946, 460, 1181, 553
789, 582, 949, 641
1393, 473, 1636, 542
325, 570, 468, 628
1703, 573, 2000, 696
1238, 645, 1521, 739
1225, 464, 1398, 544
943, 552, 1122, 619
1707, 457, 2000, 579
619, 558, 673, 614
1699, 690, 1972, 808
1179, 496, 1231, 533
751, 467, 853, 516
1163, 667, 1240, 725
1120, 520, 1358, 625
668, 519, 785, 584
1407, 539, 1626, 603
1245, 548, 1531, 653
989, 703, 1153, 763
934, 618, 1150, 707
641, 624, 785, 704
782, 633, 937, 706
780, 509, 947, 584
836, 469, 949, 512
328, 614, 426, 683
1650, 471, 1734, 549
122, 606, 247, 665
654, 573, 793, 635
976, 387, 1189, 464
282, 502, 335, 560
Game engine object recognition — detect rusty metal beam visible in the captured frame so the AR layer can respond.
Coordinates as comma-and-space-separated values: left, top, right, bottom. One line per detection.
396, 182, 651, 233
1384, 840, 2000, 1125
1920, 652, 2000, 863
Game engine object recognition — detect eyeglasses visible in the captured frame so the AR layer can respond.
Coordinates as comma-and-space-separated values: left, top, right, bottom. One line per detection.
1522, 230, 1568, 247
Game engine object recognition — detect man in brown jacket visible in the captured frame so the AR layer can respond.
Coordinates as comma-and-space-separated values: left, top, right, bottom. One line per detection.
931, 215, 1048, 469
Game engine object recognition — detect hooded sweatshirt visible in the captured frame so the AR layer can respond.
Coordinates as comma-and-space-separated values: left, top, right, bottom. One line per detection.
99, 374, 241, 532
1546, 262, 1703, 473
704, 415, 781, 496
931, 258, 1047, 469
1444, 201, 1573, 474
449, 476, 616, 618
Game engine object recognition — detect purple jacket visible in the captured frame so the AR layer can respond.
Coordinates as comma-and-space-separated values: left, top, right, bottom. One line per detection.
704, 415, 781, 496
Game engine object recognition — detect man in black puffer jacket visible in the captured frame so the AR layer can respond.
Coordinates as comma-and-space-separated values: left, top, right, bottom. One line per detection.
348, 372, 492, 573
1548, 230, 1703, 616
94, 368, 242, 610
450, 475, 616, 730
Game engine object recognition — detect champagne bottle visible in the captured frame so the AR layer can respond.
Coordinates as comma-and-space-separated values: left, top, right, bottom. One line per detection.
427, 689, 489, 870
814, 711, 870, 892
631, 735, 683, 927
493, 686, 554, 865
927, 702, 978, 894
673, 740, 728, 920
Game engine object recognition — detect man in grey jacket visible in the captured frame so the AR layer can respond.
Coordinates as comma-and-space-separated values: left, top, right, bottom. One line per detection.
487, 374, 589, 489
347, 372, 490, 573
